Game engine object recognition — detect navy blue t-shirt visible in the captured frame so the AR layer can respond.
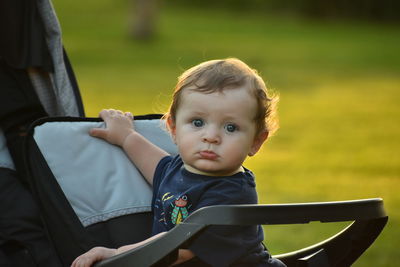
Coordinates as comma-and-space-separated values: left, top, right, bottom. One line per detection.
152, 155, 285, 267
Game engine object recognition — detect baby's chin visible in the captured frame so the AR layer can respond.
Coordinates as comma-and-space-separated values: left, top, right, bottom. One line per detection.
184, 163, 242, 177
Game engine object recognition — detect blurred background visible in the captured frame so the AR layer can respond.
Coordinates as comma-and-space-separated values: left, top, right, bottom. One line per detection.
53, 0, 399, 265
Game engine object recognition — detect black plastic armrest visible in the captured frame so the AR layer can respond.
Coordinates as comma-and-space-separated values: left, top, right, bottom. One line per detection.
94, 198, 387, 267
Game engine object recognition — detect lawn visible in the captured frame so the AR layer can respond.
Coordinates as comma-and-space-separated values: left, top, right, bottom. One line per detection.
53, 0, 399, 265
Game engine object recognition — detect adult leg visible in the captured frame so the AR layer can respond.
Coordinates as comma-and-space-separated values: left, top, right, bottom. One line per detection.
0, 168, 63, 267
0, 59, 47, 183
0, 60, 63, 266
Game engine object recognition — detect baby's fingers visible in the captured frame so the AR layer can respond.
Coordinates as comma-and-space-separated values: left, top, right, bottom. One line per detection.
98, 109, 116, 120
71, 256, 90, 267
89, 128, 108, 140
125, 112, 133, 119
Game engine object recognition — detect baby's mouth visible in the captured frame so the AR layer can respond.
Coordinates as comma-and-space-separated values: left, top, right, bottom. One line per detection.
199, 150, 218, 160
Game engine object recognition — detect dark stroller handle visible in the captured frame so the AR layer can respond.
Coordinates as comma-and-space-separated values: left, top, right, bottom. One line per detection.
95, 198, 387, 267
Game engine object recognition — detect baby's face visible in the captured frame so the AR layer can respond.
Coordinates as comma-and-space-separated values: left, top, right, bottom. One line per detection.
169, 87, 261, 176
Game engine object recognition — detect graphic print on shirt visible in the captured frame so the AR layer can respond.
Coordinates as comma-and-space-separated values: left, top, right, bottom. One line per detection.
170, 195, 189, 225
160, 192, 191, 225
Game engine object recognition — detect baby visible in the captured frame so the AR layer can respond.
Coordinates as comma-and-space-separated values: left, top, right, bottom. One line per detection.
72, 58, 284, 266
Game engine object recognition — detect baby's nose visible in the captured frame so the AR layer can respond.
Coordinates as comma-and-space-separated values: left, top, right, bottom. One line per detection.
202, 127, 220, 144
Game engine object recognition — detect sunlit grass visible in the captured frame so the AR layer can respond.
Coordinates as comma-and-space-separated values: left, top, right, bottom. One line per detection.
54, 1, 399, 265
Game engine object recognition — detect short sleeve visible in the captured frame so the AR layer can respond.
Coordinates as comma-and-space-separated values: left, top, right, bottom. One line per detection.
151, 155, 173, 206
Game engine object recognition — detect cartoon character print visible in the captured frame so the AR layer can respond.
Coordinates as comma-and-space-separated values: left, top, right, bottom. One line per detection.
170, 195, 189, 225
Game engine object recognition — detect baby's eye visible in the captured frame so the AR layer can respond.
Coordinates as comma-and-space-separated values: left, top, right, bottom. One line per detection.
191, 119, 204, 128
225, 123, 238, 133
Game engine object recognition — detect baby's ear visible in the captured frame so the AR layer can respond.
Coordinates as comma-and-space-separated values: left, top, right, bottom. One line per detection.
166, 116, 177, 143
248, 130, 268, 156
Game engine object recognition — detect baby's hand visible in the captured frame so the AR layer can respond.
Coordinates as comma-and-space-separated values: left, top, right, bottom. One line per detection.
89, 109, 134, 147
71, 246, 117, 267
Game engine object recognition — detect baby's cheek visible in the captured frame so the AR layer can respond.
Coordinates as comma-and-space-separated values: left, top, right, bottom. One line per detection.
225, 144, 249, 163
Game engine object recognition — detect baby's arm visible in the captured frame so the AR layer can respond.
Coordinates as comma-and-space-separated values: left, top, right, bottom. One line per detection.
89, 109, 169, 185
115, 234, 195, 265
71, 233, 194, 267
71, 247, 116, 267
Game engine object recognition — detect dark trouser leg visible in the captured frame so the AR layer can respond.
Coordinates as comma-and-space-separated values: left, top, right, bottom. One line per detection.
0, 168, 63, 267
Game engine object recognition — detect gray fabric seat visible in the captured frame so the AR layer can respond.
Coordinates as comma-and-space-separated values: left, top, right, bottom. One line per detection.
33, 119, 177, 227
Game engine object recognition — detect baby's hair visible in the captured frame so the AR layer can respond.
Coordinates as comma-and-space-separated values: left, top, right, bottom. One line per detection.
165, 58, 279, 136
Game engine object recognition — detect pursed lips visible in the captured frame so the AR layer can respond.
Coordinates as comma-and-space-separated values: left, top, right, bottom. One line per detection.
199, 150, 218, 160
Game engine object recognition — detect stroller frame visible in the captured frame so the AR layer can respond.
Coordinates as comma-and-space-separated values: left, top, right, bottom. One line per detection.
96, 198, 387, 266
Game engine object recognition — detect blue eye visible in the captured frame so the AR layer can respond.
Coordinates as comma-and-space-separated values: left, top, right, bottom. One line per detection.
225, 123, 237, 133
192, 119, 204, 128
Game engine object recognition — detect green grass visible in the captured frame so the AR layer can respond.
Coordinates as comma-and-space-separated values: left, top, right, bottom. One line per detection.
53, 1, 399, 265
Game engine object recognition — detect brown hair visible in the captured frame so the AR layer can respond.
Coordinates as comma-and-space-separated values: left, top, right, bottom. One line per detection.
165, 58, 279, 136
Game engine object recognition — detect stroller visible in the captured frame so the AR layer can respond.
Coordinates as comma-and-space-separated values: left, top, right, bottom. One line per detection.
0, 1, 388, 266
24, 117, 388, 267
